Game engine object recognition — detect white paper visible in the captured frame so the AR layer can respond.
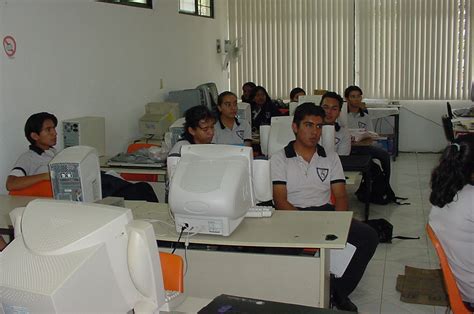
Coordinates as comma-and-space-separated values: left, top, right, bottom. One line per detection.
330, 243, 356, 278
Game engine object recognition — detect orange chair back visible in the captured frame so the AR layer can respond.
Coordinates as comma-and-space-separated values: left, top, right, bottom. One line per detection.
426, 224, 471, 314
121, 143, 159, 182
159, 252, 184, 292
9, 180, 53, 197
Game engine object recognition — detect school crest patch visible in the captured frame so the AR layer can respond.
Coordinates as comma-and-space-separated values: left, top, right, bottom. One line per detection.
316, 167, 329, 182
236, 130, 245, 140
335, 137, 341, 145
358, 121, 367, 129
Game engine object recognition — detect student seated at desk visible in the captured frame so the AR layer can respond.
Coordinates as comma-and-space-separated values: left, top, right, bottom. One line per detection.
270, 103, 378, 312
168, 105, 215, 156
345, 85, 392, 182
212, 91, 252, 146
290, 87, 306, 102
241, 81, 256, 103
6, 112, 158, 202
428, 134, 474, 312
320, 91, 351, 156
249, 86, 281, 134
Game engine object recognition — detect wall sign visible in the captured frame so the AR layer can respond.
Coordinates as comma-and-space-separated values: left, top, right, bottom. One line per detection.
3, 36, 17, 57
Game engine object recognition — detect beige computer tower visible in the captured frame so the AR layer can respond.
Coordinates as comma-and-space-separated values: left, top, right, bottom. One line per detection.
62, 116, 106, 156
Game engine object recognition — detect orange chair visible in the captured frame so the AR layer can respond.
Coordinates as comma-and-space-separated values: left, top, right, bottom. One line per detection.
159, 252, 184, 293
121, 143, 159, 182
426, 224, 471, 314
8, 180, 53, 197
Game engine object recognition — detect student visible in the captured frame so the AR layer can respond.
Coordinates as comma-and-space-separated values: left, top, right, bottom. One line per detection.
249, 86, 280, 134
6, 112, 158, 202
344, 85, 392, 181
213, 91, 252, 146
290, 87, 306, 102
168, 105, 215, 156
320, 91, 351, 156
241, 81, 256, 103
270, 103, 378, 312
428, 134, 474, 312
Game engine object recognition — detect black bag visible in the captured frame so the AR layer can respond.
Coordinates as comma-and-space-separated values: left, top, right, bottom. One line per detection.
355, 162, 409, 205
366, 219, 420, 243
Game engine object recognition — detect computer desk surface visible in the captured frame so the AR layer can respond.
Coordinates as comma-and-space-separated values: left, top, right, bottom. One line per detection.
128, 201, 352, 249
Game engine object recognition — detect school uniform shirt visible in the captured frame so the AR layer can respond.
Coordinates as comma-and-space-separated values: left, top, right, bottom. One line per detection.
270, 141, 345, 208
9, 145, 57, 177
212, 118, 252, 146
251, 101, 281, 133
335, 124, 351, 156
347, 109, 374, 132
429, 184, 474, 303
168, 140, 191, 157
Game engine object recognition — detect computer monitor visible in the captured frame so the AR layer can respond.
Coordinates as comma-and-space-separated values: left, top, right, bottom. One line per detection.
49, 146, 102, 202
168, 117, 186, 149
168, 144, 255, 236
298, 95, 323, 106
265, 116, 295, 157
196, 82, 218, 110
237, 102, 251, 126
1, 199, 166, 313
139, 102, 180, 139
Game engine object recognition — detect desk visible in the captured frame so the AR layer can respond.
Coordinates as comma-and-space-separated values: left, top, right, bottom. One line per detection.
0, 196, 352, 308
367, 106, 400, 161
100, 156, 167, 202
452, 117, 474, 137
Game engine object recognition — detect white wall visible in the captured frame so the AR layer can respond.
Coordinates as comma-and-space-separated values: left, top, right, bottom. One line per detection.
0, 0, 229, 194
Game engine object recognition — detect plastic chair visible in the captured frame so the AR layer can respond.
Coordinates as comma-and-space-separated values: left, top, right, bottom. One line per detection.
120, 143, 159, 182
159, 252, 184, 293
442, 115, 455, 142
8, 180, 53, 197
426, 224, 471, 314
447, 102, 454, 119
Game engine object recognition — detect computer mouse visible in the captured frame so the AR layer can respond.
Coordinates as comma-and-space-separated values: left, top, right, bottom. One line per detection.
325, 234, 338, 241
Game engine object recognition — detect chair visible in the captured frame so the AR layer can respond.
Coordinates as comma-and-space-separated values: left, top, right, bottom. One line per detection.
426, 224, 471, 314
159, 252, 184, 293
120, 143, 159, 182
442, 114, 455, 142
447, 102, 454, 119
8, 180, 53, 197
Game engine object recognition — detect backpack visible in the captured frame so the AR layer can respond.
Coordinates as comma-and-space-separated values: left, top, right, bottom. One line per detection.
365, 219, 420, 243
355, 161, 409, 205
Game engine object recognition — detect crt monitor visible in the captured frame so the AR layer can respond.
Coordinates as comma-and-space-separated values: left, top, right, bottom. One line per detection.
237, 102, 252, 127
1, 199, 166, 313
168, 144, 255, 236
196, 82, 218, 110
49, 145, 102, 203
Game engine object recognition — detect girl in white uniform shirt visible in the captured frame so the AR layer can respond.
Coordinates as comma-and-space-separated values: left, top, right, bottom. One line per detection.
428, 134, 474, 312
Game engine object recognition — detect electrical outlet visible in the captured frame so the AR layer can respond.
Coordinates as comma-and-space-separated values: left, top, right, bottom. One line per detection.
216, 39, 221, 53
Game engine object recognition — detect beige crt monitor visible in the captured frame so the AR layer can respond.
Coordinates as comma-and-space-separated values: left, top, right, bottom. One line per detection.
139, 102, 179, 139
62, 116, 105, 156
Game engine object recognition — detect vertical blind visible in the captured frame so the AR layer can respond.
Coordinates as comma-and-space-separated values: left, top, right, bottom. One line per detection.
228, 0, 355, 99
228, 0, 472, 100
356, 0, 472, 100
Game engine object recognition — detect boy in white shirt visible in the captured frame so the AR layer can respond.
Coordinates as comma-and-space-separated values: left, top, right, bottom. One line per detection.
319, 92, 351, 156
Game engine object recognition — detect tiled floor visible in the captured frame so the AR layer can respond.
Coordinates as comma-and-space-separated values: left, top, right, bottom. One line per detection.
347, 153, 450, 314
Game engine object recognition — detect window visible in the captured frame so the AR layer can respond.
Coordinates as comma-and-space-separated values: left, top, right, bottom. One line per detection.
98, 0, 152, 9
180, 0, 214, 18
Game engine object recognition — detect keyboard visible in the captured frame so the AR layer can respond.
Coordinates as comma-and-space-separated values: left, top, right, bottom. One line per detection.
245, 205, 275, 218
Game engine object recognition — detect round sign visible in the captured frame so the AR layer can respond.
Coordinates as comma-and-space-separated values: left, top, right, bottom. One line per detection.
3, 36, 17, 57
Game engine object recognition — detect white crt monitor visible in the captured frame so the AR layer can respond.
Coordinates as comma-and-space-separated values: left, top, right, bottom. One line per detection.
49, 145, 102, 203
0, 199, 166, 313
265, 116, 295, 157
237, 102, 252, 127
168, 144, 255, 236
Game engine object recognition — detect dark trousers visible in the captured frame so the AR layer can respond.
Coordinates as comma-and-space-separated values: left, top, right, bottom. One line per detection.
351, 145, 391, 181
300, 205, 379, 298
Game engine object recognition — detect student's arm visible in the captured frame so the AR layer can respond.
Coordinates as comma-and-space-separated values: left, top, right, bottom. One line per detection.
331, 182, 348, 211
5, 173, 50, 191
273, 184, 298, 210
244, 140, 252, 147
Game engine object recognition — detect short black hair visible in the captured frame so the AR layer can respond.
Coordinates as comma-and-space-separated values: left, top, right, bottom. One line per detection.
242, 82, 256, 89
320, 91, 344, 110
344, 85, 363, 98
183, 105, 215, 143
217, 91, 237, 106
293, 103, 326, 126
290, 87, 306, 101
24, 112, 58, 145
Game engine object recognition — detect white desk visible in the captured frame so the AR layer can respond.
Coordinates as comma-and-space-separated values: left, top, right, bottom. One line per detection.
0, 196, 352, 308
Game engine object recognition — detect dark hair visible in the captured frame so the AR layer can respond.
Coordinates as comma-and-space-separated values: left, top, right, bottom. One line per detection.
24, 112, 58, 145
293, 103, 326, 126
249, 86, 273, 106
430, 133, 474, 207
183, 106, 215, 143
242, 82, 256, 90
217, 91, 237, 106
320, 91, 344, 110
344, 85, 363, 98
290, 87, 306, 101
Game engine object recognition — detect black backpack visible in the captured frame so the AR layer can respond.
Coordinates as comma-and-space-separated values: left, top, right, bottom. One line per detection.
355, 161, 409, 205
365, 218, 420, 243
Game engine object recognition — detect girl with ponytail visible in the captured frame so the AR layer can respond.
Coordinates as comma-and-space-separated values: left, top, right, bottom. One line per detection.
428, 133, 474, 310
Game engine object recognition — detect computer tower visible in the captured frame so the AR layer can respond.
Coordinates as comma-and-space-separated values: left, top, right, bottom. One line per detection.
63, 116, 105, 156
